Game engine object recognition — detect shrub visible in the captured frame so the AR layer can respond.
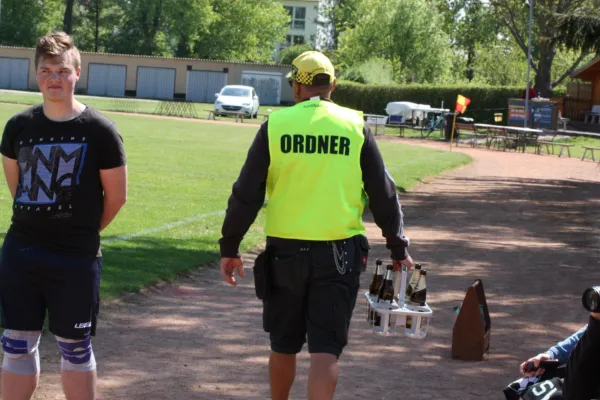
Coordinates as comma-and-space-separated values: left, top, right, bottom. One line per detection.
332, 81, 566, 123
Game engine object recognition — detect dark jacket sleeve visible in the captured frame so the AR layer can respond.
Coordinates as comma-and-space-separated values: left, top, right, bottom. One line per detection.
360, 125, 410, 260
218, 122, 270, 258
563, 315, 600, 400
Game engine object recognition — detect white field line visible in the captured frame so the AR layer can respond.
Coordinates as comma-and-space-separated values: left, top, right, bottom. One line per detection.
101, 210, 225, 244
101, 151, 458, 244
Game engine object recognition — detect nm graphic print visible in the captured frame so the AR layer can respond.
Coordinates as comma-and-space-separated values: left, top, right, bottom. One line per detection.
16, 142, 87, 205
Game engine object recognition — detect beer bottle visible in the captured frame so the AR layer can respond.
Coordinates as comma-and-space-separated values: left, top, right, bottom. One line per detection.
405, 263, 422, 301
373, 311, 381, 327
367, 260, 383, 323
377, 265, 395, 305
409, 269, 427, 306
369, 259, 383, 296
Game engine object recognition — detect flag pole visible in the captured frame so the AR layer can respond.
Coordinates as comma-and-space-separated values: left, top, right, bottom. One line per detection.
449, 111, 458, 152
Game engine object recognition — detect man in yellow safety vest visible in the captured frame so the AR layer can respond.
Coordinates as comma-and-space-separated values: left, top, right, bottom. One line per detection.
219, 51, 413, 400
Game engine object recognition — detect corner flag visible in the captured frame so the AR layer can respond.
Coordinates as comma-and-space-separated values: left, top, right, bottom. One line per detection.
456, 94, 471, 114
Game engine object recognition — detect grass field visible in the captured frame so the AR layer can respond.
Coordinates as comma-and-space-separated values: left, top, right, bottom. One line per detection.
4, 89, 600, 158
0, 89, 289, 119
0, 102, 471, 300
550, 136, 600, 159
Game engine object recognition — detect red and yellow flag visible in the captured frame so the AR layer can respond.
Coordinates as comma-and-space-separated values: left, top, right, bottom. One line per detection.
456, 94, 471, 114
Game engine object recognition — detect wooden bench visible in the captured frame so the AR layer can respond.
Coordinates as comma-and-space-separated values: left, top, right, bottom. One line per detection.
455, 123, 487, 147
536, 141, 574, 157
207, 110, 245, 123
581, 146, 600, 162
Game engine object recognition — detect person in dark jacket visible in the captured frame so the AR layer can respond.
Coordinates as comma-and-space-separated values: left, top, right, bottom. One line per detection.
562, 312, 600, 400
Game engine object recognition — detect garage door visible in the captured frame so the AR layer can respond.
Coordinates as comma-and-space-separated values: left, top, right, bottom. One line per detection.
186, 70, 227, 103
87, 64, 126, 97
136, 67, 175, 99
0, 58, 29, 90
241, 71, 282, 105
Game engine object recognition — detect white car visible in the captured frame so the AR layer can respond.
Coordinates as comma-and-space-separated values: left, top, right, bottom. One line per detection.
214, 85, 260, 118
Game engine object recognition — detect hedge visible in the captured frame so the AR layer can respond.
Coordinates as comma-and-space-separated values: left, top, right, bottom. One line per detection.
331, 80, 566, 123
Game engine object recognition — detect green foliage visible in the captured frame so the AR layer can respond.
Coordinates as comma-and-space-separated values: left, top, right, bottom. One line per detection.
103, 0, 215, 57
337, 0, 454, 84
339, 58, 396, 85
318, 0, 362, 49
0, 0, 288, 63
555, 12, 600, 55
332, 80, 528, 123
489, 0, 596, 95
452, 0, 503, 82
470, 40, 528, 86
0, 0, 63, 47
279, 44, 314, 65
193, 0, 289, 62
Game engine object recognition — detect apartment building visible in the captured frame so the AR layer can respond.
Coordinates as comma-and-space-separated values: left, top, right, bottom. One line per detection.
275, 0, 321, 61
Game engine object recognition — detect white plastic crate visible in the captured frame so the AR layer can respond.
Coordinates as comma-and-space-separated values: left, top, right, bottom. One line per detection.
363, 266, 432, 339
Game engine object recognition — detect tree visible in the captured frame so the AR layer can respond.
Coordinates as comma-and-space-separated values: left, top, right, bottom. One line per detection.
168, 0, 214, 58
0, 0, 63, 47
337, 0, 453, 83
318, 0, 362, 50
339, 58, 396, 85
63, 0, 75, 34
103, 0, 213, 57
554, 12, 600, 54
279, 44, 314, 65
0, 0, 295, 63
490, 0, 593, 96
192, 0, 289, 62
452, 0, 503, 82
64, 0, 125, 53
471, 38, 528, 86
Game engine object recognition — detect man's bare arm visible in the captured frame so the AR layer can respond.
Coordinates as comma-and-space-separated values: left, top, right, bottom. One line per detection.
99, 165, 128, 232
2, 155, 18, 199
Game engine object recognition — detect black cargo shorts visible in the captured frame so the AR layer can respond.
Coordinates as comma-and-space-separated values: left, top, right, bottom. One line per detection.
261, 234, 369, 358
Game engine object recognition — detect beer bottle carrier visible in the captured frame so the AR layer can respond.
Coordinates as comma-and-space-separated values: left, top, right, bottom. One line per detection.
364, 263, 432, 339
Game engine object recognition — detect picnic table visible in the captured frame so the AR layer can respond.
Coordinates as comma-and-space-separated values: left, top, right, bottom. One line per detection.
475, 124, 543, 153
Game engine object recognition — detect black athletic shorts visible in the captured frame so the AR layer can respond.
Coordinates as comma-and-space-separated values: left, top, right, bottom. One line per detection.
0, 234, 102, 340
262, 234, 368, 358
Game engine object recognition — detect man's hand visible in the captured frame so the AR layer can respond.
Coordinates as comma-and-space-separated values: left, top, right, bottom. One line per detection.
519, 353, 553, 377
392, 255, 414, 273
221, 257, 244, 286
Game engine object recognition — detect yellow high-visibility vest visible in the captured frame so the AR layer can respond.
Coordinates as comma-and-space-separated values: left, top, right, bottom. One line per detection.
264, 99, 367, 240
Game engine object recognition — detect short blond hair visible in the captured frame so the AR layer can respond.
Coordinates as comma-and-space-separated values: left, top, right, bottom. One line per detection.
35, 32, 81, 70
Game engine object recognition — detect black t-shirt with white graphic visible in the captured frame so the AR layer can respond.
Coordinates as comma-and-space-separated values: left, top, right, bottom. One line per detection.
0, 105, 127, 255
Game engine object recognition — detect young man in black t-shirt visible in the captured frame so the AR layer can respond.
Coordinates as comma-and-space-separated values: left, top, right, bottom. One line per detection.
0, 32, 127, 399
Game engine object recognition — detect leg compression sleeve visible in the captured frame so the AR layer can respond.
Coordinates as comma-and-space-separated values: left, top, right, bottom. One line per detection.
1, 330, 41, 375
56, 336, 97, 372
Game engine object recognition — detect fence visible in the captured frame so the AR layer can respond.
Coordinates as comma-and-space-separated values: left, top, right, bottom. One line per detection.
564, 98, 592, 121
564, 82, 593, 121
567, 82, 592, 100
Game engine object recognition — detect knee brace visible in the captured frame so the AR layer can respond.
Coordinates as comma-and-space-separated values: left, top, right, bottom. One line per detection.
56, 336, 97, 372
1, 330, 41, 375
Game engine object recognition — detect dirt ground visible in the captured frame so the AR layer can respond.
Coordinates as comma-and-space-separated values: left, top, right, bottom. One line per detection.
12, 136, 600, 399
